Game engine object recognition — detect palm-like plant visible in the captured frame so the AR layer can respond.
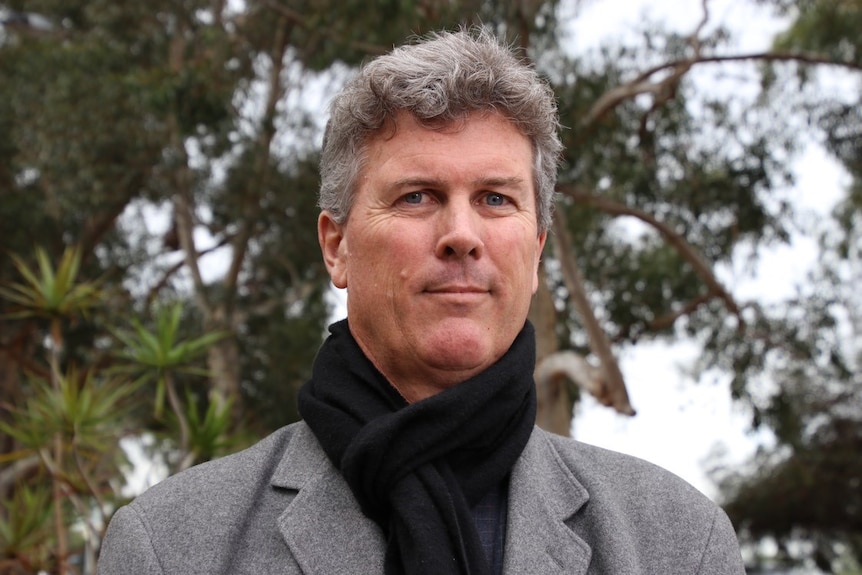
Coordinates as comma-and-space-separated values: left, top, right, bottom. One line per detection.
0, 367, 140, 569
0, 484, 54, 573
0, 246, 101, 343
113, 303, 227, 469
1, 248, 228, 572
0, 245, 104, 575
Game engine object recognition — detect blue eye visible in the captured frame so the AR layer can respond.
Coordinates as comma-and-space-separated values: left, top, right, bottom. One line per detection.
486, 193, 505, 206
404, 192, 424, 204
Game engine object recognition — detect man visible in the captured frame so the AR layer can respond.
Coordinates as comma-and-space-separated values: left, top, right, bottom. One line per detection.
98, 29, 745, 574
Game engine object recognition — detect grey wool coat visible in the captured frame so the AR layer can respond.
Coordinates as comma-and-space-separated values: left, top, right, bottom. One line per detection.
98, 422, 745, 574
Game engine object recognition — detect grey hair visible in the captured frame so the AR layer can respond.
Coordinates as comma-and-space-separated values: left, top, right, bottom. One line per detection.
318, 27, 562, 232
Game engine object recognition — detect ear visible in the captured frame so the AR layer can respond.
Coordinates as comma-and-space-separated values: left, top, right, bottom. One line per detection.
532, 230, 548, 293
318, 211, 348, 288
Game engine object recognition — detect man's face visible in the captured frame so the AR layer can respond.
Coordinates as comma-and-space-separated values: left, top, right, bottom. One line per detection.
318, 111, 546, 402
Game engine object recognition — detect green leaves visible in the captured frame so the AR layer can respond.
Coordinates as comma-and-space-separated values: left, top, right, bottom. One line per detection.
0, 1, 859, 572
0, 367, 139, 454
114, 303, 224, 373
0, 243, 231, 571
0, 366, 141, 573
113, 303, 226, 418
183, 391, 239, 463
772, 0, 862, 67
0, 245, 100, 321
0, 485, 55, 571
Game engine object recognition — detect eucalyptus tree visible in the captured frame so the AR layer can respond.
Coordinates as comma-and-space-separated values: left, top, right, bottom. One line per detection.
2, 0, 862, 572
705, 1, 862, 570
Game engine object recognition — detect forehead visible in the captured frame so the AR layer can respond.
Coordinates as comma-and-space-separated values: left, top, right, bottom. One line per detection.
360, 110, 533, 172
370, 109, 524, 143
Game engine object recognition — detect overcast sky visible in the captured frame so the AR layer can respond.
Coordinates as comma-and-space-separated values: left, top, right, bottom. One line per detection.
554, 0, 850, 499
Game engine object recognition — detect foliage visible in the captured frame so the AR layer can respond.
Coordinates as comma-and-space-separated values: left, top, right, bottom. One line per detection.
113, 303, 226, 418
0, 485, 54, 572
0, 246, 101, 322
181, 389, 240, 464
0, 0, 861, 572
693, 1, 862, 571
1, 368, 137, 453
711, 204, 862, 571
0, 247, 221, 573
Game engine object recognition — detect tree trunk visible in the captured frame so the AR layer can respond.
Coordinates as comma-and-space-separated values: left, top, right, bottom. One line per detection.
530, 263, 573, 436
206, 327, 242, 422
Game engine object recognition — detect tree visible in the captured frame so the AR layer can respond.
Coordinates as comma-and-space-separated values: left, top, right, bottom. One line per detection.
705, 1, 862, 571
0, 247, 138, 573
2, 0, 861, 572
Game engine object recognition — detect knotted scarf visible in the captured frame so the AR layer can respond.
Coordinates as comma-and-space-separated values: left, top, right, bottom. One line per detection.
298, 319, 537, 575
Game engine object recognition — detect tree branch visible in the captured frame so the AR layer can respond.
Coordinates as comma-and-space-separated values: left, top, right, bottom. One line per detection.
560, 185, 744, 329
614, 291, 715, 344
261, 0, 389, 56
552, 210, 636, 416
242, 279, 317, 322
173, 191, 211, 315
79, 171, 145, 261
584, 50, 862, 129
536, 350, 605, 400
648, 291, 714, 332
637, 0, 709, 162
222, 14, 292, 316
0, 453, 40, 492
146, 238, 232, 305
167, 22, 212, 318
636, 51, 862, 86
164, 373, 193, 472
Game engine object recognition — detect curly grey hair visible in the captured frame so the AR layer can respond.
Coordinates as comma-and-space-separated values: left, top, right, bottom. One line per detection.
318, 27, 562, 232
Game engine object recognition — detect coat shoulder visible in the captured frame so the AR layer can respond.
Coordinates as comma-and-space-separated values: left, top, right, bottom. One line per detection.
541, 428, 713, 508
533, 428, 745, 574
98, 422, 311, 575
133, 422, 302, 506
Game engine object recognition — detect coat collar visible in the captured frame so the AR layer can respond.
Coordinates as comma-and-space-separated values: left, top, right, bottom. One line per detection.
271, 423, 386, 574
270, 423, 591, 575
504, 429, 592, 574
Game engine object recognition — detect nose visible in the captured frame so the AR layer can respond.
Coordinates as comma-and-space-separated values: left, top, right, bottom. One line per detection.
435, 202, 484, 259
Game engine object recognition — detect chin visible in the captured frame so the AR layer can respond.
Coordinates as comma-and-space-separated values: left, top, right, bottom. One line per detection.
421, 323, 502, 373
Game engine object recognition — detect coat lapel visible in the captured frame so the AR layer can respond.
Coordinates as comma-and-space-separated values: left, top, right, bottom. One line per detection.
271, 424, 591, 575
504, 429, 592, 575
271, 423, 386, 575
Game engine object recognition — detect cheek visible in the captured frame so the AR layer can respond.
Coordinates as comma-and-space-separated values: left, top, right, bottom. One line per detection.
349, 230, 416, 289
498, 233, 541, 277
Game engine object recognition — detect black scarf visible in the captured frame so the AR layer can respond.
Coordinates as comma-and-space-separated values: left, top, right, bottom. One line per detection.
298, 319, 537, 575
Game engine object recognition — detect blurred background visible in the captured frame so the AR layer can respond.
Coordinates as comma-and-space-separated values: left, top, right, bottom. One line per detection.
0, 0, 859, 573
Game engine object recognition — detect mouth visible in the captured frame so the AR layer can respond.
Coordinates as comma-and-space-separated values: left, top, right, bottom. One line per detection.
422, 285, 491, 308
425, 284, 489, 295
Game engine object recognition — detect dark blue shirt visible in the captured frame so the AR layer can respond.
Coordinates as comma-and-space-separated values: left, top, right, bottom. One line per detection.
471, 478, 508, 575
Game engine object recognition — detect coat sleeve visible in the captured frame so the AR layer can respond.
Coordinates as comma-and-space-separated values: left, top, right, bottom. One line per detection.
98, 505, 165, 575
697, 507, 746, 574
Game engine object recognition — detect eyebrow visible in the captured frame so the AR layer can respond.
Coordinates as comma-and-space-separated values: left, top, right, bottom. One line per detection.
388, 175, 528, 191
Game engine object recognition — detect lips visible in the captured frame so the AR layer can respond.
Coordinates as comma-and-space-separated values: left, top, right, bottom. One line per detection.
422, 284, 491, 309
425, 284, 488, 294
